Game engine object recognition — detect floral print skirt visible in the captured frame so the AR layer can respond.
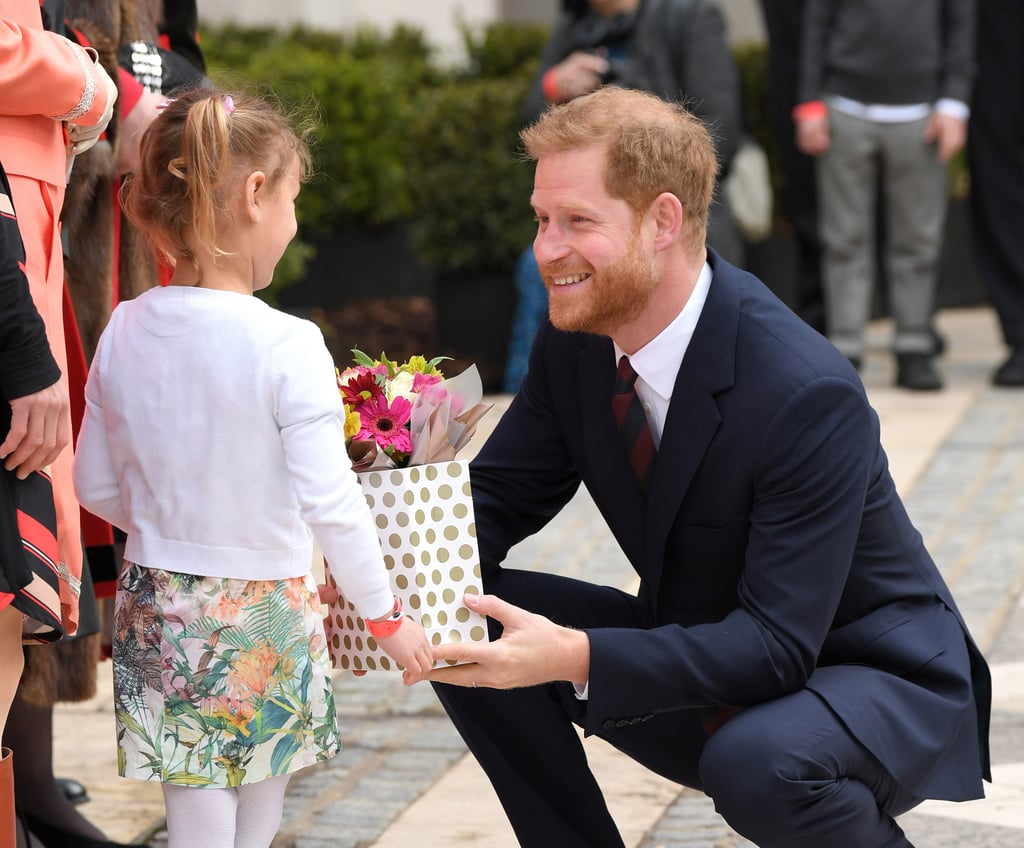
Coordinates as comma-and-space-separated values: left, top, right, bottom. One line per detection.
113, 562, 340, 788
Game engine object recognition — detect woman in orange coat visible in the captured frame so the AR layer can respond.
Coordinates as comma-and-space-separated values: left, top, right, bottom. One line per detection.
0, 0, 117, 637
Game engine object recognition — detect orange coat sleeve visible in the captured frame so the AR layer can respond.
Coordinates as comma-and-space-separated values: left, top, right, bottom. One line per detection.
0, 11, 112, 127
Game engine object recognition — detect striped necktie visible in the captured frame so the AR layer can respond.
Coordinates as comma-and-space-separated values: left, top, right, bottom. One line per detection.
611, 356, 656, 491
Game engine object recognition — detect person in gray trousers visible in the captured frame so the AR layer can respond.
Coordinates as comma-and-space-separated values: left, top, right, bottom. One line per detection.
794, 0, 975, 390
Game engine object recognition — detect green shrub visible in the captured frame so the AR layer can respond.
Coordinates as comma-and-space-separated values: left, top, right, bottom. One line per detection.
404, 22, 546, 275
203, 24, 437, 233
459, 20, 548, 80
405, 76, 538, 275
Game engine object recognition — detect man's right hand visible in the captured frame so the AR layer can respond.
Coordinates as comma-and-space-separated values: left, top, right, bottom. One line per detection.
0, 381, 69, 479
549, 50, 610, 102
796, 115, 831, 157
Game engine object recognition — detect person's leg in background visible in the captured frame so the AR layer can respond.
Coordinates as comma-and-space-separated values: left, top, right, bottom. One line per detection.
4, 561, 146, 848
758, 0, 826, 333
818, 108, 878, 369
503, 247, 549, 394
968, 0, 1024, 386
1, 603, 25, 846
880, 116, 947, 390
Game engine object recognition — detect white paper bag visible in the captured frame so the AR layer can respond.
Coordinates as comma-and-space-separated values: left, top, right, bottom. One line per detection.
324, 460, 488, 671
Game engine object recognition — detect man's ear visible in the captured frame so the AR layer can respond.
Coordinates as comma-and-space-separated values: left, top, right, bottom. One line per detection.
650, 192, 683, 250
243, 170, 268, 220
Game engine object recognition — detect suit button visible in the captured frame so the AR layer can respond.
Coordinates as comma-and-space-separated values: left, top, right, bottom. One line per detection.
603, 720, 616, 730
642, 714, 654, 722
629, 717, 642, 725
615, 719, 630, 728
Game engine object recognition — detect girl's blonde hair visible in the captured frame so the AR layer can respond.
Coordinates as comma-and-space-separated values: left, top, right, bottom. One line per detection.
121, 86, 312, 274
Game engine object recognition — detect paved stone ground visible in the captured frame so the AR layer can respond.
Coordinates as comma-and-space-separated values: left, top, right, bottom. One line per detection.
55, 307, 1024, 847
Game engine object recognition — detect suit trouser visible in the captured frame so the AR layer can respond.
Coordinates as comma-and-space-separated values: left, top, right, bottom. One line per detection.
431, 567, 919, 848
818, 108, 947, 359
968, 0, 1024, 351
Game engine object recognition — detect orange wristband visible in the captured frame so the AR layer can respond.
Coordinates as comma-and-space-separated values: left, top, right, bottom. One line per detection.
366, 595, 404, 639
792, 100, 827, 122
542, 68, 561, 103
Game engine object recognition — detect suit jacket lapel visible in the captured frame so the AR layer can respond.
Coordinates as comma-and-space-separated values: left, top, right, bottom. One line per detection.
645, 256, 739, 597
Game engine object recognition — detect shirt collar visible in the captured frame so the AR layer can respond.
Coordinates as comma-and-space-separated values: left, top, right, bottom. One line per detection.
613, 261, 712, 401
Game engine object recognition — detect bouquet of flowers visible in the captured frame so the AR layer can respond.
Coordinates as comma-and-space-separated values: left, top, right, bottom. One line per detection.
338, 349, 493, 471
325, 349, 492, 672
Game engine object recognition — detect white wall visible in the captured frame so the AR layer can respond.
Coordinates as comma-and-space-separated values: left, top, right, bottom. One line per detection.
199, 0, 501, 58
198, 0, 766, 49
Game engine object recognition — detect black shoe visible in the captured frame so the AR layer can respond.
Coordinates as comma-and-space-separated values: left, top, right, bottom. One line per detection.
993, 349, 1024, 387
56, 776, 90, 805
896, 353, 943, 391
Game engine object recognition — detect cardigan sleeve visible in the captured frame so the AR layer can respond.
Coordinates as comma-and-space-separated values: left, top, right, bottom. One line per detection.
273, 322, 395, 621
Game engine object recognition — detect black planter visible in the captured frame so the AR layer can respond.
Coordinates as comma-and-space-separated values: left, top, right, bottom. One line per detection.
435, 269, 517, 393
279, 225, 435, 311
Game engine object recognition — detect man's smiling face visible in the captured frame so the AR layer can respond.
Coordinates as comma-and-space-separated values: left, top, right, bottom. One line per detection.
531, 146, 660, 338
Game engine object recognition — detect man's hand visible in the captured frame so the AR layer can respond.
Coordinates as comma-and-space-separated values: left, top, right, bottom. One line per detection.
415, 593, 590, 689
924, 112, 967, 163
0, 382, 69, 479
549, 50, 609, 102
796, 115, 831, 157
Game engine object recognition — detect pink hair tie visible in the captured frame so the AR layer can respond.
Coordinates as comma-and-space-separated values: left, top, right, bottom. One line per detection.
223, 95, 235, 117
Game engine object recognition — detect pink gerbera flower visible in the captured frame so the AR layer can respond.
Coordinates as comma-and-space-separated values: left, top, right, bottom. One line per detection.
357, 394, 413, 453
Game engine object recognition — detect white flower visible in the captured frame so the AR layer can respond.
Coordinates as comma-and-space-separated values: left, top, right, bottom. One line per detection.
387, 370, 416, 403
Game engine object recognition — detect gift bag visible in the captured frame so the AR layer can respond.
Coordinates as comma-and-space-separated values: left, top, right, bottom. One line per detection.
324, 460, 488, 671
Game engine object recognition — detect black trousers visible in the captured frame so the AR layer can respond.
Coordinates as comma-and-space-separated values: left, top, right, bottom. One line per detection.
432, 567, 920, 848
757, 0, 824, 332
968, 0, 1024, 351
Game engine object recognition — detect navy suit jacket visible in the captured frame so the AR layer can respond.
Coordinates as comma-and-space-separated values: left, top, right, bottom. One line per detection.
469, 251, 991, 801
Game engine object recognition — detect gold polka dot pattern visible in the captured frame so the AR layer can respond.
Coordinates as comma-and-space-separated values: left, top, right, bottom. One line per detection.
324, 460, 488, 672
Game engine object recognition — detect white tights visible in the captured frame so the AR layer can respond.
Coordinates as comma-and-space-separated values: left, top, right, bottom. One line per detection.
162, 774, 290, 848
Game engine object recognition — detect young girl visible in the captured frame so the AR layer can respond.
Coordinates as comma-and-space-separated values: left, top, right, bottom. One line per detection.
71, 86, 433, 848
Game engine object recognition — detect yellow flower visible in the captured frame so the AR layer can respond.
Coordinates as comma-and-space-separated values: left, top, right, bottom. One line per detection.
401, 355, 439, 376
343, 406, 362, 440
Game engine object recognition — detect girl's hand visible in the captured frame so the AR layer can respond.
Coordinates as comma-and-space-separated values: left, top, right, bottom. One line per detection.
377, 617, 433, 683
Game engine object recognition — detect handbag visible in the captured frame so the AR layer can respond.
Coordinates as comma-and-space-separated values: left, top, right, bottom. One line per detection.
724, 135, 774, 243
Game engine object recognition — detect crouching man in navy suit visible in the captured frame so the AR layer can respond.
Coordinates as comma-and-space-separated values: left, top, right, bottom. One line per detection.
411, 86, 991, 848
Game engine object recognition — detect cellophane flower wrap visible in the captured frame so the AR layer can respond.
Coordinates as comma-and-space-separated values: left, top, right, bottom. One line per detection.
324, 351, 492, 672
